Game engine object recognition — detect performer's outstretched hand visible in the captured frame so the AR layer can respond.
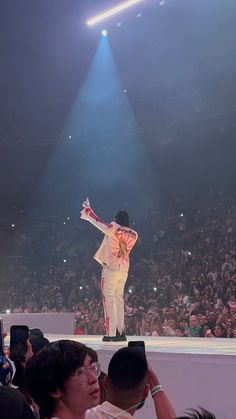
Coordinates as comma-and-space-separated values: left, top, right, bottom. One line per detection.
82, 197, 90, 208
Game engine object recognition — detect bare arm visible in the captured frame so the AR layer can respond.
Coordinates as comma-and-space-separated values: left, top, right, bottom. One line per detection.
148, 366, 176, 419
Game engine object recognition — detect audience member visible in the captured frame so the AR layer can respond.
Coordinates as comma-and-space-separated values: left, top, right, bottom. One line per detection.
0, 386, 35, 419
176, 407, 216, 419
86, 346, 175, 419
25, 339, 100, 419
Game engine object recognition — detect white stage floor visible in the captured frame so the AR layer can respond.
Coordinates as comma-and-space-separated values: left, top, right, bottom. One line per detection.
44, 334, 236, 357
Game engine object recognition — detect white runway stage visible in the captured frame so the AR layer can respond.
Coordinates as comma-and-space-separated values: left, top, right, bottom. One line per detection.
43, 335, 236, 419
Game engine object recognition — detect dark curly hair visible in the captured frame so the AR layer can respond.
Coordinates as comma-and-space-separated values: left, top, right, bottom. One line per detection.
177, 408, 216, 419
114, 210, 130, 227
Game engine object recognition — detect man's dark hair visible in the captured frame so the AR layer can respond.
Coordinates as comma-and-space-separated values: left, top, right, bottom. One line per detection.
108, 347, 148, 392
86, 346, 98, 363
25, 340, 88, 418
177, 408, 216, 419
29, 328, 49, 355
114, 210, 130, 227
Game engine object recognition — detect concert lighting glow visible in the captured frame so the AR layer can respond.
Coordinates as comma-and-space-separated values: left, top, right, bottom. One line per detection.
87, 0, 143, 26
101, 29, 108, 37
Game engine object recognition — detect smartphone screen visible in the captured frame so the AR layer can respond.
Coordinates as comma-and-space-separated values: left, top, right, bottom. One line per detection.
128, 340, 146, 353
10, 325, 29, 363
0, 319, 4, 367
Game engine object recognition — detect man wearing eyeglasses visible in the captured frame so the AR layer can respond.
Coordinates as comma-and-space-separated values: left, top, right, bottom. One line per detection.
25, 340, 101, 419
81, 198, 138, 342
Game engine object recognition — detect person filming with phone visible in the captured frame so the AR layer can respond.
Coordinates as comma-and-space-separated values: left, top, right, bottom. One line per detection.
86, 345, 175, 419
0, 321, 35, 419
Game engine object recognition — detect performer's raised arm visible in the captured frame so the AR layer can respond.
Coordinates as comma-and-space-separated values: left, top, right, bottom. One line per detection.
80, 198, 115, 236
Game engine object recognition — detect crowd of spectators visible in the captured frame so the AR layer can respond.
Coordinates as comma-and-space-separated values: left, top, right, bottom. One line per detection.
1, 191, 236, 338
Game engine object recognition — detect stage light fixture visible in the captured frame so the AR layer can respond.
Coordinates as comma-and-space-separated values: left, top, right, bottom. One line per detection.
101, 29, 108, 36
87, 0, 143, 26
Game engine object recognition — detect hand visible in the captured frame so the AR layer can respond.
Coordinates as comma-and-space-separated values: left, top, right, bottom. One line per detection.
82, 197, 90, 208
184, 328, 190, 337
148, 365, 160, 389
21, 339, 33, 367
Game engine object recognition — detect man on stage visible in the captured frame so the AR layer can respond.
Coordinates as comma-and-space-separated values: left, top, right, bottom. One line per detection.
80, 198, 138, 342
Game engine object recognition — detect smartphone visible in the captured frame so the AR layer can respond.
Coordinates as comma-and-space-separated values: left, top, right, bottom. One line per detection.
128, 340, 145, 353
10, 325, 29, 363
0, 319, 4, 367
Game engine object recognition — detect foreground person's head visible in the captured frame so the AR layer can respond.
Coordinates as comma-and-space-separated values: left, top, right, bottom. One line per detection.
177, 408, 216, 419
104, 347, 149, 413
0, 387, 35, 419
25, 340, 100, 419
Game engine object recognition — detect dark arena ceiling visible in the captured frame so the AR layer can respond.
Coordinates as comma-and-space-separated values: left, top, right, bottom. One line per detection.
0, 0, 236, 213
1, 0, 236, 144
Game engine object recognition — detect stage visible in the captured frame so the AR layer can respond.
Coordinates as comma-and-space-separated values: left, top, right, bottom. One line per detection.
44, 334, 236, 356
42, 335, 235, 419
3, 327, 235, 418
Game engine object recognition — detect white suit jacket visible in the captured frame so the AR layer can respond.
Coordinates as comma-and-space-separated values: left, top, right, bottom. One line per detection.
81, 207, 138, 272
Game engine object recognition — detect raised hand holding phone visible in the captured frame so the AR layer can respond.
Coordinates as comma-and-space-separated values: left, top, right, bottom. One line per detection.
82, 197, 90, 208
10, 325, 29, 363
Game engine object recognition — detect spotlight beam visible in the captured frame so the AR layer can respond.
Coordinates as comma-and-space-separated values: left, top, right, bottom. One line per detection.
87, 0, 143, 26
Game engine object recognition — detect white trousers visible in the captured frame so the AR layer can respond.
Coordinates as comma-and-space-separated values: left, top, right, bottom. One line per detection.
101, 267, 128, 337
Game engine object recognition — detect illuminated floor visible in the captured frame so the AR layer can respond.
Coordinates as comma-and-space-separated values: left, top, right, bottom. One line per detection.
43, 335, 236, 356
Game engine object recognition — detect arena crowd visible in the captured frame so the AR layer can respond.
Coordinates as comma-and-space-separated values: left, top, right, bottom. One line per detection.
1, 191, 236, 339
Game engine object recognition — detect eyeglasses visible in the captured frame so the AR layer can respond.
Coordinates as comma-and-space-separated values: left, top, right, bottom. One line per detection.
72, 362, 101, 379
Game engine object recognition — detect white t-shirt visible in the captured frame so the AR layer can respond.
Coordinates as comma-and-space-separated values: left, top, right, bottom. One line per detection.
86, 401, 132, 419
